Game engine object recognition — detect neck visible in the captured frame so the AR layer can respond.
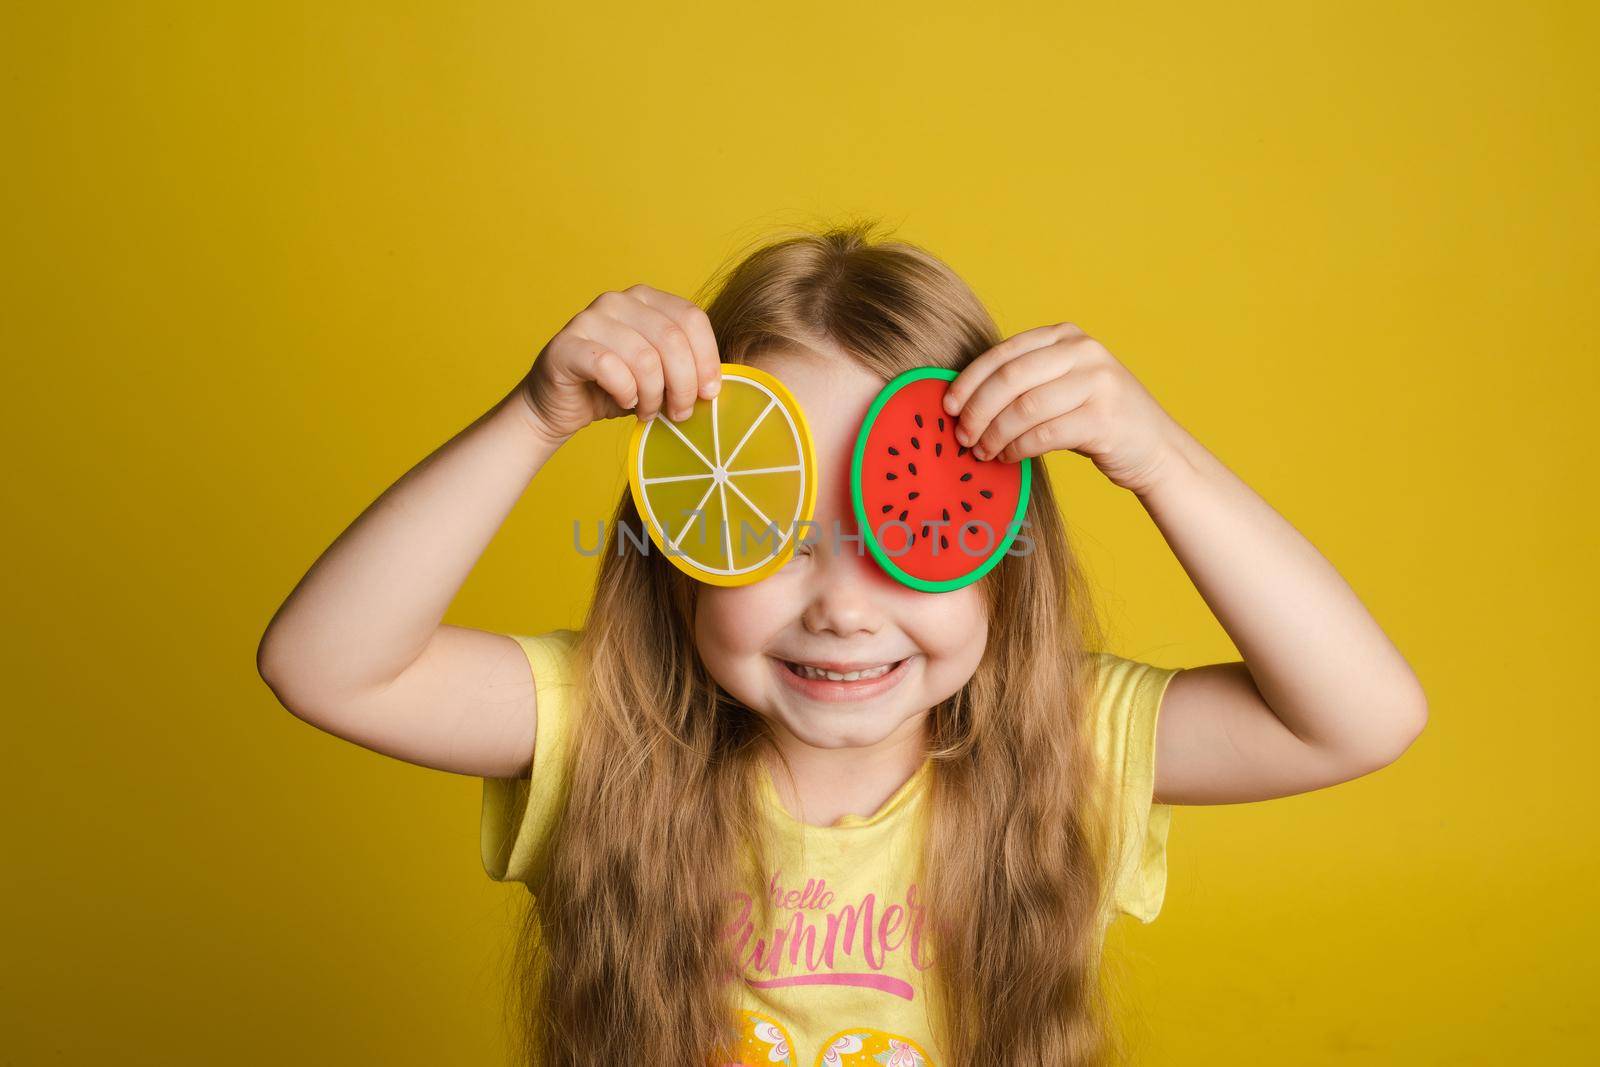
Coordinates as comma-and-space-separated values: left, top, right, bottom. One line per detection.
762, 713, 931, 827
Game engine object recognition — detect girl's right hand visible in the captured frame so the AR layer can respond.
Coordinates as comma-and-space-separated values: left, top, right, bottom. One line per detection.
516, 284, 723, 443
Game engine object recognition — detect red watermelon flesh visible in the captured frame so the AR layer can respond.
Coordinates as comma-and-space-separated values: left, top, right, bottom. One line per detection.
857, 376, 1026, 585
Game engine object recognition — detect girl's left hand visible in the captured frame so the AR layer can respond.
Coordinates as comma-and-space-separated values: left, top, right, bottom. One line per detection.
942, 322, 1188, 495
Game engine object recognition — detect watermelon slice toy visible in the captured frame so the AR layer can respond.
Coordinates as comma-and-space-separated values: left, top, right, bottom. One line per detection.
850, 367, 1032, 592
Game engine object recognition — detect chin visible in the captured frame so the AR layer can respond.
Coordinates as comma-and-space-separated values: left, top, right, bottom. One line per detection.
769, 706, 919, 750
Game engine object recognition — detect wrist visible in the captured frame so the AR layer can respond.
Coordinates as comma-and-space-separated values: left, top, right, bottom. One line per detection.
1128, 420, 1205, 501
495, 384, 573, 454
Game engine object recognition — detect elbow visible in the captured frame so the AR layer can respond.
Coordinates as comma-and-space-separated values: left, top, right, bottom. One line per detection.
256, 632, 295, 713
1397, 677, 1429, 751
256, 625, 289, 696
1393, 698, 1428, 762
256, 627, 377, 733
256, 628, 317, 723
1364, 688, 1430, 770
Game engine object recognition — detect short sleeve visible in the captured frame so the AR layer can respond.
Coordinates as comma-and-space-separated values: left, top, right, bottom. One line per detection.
480, 628, 584, 886
1088, 651, 1182, 924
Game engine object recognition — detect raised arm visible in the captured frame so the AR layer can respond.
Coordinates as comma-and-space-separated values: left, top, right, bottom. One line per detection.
256, 285, 723, 778
256, 390, 566, 778
1127, 424, 1429, 805
943, 322, 1428, 805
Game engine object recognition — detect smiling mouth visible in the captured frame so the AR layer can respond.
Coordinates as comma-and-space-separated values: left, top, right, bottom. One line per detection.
780, 658, 908, 682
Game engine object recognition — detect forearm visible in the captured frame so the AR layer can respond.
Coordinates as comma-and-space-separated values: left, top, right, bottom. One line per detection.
1133, 425, 1428, 758
257, 386, 567, 703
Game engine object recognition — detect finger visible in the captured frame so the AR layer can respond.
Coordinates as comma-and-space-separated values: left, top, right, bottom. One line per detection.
944, 322, 1083, 417
548, 335, 638, 417
609, 288, 701, 420
627, 285, 722, 399
954, 344, 1081, 452
996, 408, 1096, 464
597, 291, 698, 421
975, 372, 1095, 460
574, 304, 666, 420
589, 347, 639, 411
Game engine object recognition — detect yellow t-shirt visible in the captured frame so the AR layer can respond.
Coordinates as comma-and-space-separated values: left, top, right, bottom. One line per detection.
480, 629, 1181, 1065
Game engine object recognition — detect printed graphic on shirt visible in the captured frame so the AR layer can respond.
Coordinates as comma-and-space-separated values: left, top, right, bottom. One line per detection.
725, 1009, 935, 1066
723, 868, 934, 999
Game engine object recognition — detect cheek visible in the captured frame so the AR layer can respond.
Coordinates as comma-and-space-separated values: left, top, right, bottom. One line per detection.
694, 587, 794, 710
695, 587, 789, 664
913, 590, 988, 683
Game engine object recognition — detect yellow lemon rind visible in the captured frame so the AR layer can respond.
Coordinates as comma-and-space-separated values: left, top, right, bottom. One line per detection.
626, 364, 817, 587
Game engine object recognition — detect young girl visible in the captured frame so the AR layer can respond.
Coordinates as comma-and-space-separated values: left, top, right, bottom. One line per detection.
258, 222, 1427, 1066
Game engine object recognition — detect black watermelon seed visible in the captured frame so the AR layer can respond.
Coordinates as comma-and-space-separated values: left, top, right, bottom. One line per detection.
937, 417, 945, 431
886, 472, 897, 480
957, 445, 968, 457
908, 463, 918, 476
914, 413, 924, 427
908, 532, 916, 546
979, 489, 993, 499
911, 436, 920, 449
881, 504, 892, 514
908, 491, 920, 500
898, 509, 908, 522
960, 500, 972, 512
940, 535, 949, 550
959, 472, 972, 482
941, 508, 949, 521
934, 442, 942, 457
888, 446, 900, 456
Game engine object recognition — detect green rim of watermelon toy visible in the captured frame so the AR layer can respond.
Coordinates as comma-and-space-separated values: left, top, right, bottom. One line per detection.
850, 366, 1033, 592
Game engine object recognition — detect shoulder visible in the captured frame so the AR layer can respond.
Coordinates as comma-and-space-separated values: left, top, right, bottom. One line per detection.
1084, 650, 1183, 753
505, 628, 586, 740
1084, 649, 1184, 924
1087, 649, 1182, 699
508, 628, 584, 685
510, 626, 586, 761
480, 627, 585, 886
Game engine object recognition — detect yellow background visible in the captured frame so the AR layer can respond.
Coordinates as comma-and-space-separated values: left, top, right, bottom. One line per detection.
5, 2, 1594, 1062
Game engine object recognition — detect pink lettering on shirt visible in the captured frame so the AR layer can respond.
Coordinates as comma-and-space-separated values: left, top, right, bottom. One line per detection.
722, 868, 934, 1001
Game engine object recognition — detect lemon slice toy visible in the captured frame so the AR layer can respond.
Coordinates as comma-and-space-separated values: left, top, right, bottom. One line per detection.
626, 364, 817, 586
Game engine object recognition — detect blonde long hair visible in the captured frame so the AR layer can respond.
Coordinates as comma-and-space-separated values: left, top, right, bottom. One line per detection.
508, 220, 1122, 1064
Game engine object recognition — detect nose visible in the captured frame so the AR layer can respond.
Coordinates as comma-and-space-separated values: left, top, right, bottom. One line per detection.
800, 527, 889, 638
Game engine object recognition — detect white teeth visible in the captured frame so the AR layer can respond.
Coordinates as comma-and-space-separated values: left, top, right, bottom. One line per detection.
793, 661, 895, 682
